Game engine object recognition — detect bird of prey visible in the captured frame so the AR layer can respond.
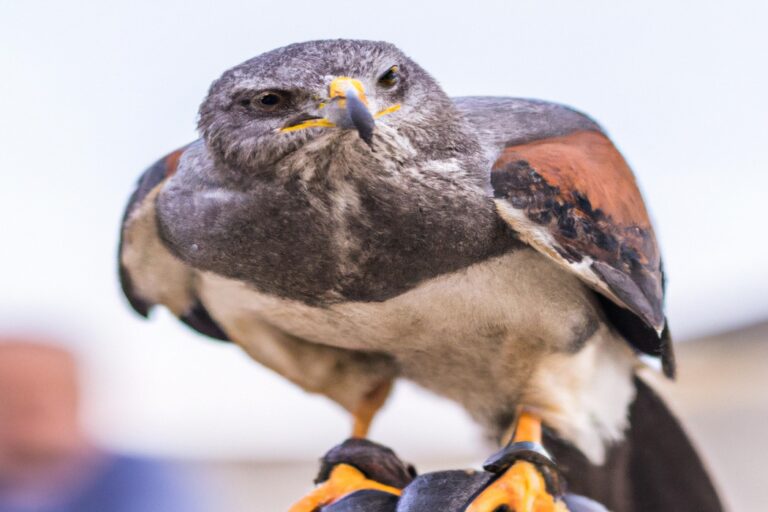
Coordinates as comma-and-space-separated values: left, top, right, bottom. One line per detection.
119, 40, 721, 511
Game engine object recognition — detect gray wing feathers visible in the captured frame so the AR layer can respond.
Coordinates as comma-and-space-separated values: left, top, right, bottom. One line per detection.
453, 96, 603, 163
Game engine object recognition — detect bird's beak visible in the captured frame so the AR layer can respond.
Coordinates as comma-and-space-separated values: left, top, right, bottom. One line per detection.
328, 77, 376, 147
279, 77, 400, 148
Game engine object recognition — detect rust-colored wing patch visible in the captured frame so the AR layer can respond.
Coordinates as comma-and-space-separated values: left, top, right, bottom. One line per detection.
494, 131, 652, 228
163, 147, 185, 178
492, 130, 666, 341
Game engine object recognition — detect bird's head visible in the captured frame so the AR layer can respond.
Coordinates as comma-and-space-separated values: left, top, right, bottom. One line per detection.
198, 40, 469, 172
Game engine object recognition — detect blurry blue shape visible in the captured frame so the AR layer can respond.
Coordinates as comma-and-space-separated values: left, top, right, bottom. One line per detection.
66, 455, 204, 512
0, 453, 208, 512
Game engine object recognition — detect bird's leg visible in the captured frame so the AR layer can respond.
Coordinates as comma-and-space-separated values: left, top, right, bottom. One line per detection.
466, 408, 570, 512
289, 379, 405, 512
351, 379, 392, 438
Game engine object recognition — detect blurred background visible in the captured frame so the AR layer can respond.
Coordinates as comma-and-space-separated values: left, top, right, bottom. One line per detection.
1, 0, 766, 510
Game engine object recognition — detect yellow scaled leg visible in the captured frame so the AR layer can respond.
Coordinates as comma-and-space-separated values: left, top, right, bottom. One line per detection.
466, 412, 569, 512
352, 379, 392, 438
288, 464, 401, 512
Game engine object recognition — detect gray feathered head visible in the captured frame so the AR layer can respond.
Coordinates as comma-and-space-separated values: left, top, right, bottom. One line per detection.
198, 39, 475, 171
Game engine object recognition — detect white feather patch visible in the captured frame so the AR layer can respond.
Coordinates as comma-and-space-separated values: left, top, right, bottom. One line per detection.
494, 199, 630, 312
524, 327, 636, 464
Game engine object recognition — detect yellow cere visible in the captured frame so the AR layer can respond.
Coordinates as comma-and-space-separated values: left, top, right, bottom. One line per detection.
328, 76, 369, 107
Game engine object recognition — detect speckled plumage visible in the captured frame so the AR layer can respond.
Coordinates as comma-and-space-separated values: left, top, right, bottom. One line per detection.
119, 39, 672, 464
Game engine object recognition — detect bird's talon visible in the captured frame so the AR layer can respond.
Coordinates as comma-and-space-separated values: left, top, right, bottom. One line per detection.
288, 463, 402, 512
467, 410, 568, 512
465, 460, 569, 512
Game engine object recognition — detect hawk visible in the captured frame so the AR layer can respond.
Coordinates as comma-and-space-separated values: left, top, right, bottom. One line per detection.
119, 40, 721, 511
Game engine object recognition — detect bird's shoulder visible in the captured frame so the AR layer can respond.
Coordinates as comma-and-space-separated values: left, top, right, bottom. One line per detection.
455, 97, 673, 376
118, 141, 230, 342
453, 96, 603, 157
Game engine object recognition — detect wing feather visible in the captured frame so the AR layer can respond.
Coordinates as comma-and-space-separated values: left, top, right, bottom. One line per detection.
490, 129, 673, 375
118, 143, 229, 342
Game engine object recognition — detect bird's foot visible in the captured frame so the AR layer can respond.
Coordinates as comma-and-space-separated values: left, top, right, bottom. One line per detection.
288, 464, 401, 511
288, 438, 414, 512
466, 410, 569, 512
465, 457, 568, 512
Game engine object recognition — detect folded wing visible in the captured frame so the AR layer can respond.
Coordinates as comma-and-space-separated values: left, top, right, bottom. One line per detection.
118, 143, 229, 341
458, 98, 673, 376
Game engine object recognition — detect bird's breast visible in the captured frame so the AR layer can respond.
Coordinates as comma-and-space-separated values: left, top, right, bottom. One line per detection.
197, 248, 606, 432
198, 248, 598, 366
157, 161, 517, 305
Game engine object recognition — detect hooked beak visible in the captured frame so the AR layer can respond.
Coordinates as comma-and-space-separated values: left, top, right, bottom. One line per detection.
328, 77, 375, 147
279, 76, 400, 149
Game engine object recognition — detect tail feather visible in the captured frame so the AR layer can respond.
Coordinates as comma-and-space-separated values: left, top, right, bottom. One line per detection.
627, 377, 723, 511
545, 377, 723, 512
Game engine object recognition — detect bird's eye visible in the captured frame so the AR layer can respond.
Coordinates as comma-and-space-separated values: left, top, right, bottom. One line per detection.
378, 66, 400, 88
251, 91, 286, 110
